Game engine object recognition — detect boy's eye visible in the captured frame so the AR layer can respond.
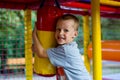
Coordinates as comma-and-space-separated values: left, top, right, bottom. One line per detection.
56, 28, 60, 31
64, 29, 69, 32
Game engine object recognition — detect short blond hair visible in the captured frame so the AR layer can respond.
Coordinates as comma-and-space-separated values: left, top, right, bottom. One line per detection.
57, 14, 79, 31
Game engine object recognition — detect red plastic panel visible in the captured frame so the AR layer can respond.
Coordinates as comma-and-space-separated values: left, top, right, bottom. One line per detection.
36, 5, 64, 31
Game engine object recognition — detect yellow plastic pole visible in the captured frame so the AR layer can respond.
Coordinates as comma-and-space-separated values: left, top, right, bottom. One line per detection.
91, 0, 102, 80
100, 0, 120, 7
24, 9, 33, 80
83, 15, 91, 72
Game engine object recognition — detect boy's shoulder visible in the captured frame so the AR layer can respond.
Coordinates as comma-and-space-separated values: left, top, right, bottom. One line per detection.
62, 41, 77, 47
58, 42, 78, 51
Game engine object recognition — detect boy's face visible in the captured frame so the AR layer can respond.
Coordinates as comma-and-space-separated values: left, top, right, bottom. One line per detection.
55, 19, 78, 45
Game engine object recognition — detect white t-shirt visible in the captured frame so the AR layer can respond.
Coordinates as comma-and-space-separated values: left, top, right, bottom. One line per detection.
47, 42, 91, 80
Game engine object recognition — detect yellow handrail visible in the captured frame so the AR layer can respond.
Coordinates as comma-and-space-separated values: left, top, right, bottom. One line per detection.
83, 15, 91, 73
91, 0, 102, 80
100, 0, 120, 7
24, 9, 33, 80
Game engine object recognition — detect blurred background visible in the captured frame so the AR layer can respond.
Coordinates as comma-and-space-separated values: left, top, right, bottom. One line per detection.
0, 9, 120, 80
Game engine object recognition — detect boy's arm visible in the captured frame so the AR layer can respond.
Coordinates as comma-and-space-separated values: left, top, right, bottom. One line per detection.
32, 27, 48, 58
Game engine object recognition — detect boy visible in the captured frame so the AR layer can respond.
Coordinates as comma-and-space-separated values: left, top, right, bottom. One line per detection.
32, 14, 91, 80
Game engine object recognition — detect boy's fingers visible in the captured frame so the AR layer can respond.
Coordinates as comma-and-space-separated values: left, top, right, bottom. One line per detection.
34, 27, 37, 31
32, 44, 36, 53
34, 27, 37, 33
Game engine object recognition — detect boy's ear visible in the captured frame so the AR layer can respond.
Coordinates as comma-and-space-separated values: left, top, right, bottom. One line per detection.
74, 31, 78, 37
72, 31, 78, 38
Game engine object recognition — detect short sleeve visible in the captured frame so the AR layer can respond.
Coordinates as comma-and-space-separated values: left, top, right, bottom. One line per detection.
47, 46, 66, 67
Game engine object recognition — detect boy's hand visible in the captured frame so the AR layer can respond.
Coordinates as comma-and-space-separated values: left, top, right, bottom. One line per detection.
32, 27, 48, 58
32, 27, 37, 38
32, 27, 37, 53
32, 44, 37, 53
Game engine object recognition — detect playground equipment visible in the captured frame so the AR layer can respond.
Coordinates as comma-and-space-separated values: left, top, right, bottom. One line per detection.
34, 5, 63, 76
88, 40, 120, 61
0, 0, 120, 80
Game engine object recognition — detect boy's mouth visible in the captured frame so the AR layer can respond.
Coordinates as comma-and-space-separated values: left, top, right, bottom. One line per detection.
58, 36, 65, 40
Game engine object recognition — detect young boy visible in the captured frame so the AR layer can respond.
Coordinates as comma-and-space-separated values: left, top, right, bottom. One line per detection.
32, 14, 91, 80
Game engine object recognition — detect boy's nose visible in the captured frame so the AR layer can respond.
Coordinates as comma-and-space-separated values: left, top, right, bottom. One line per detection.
59, 30, 64, 35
